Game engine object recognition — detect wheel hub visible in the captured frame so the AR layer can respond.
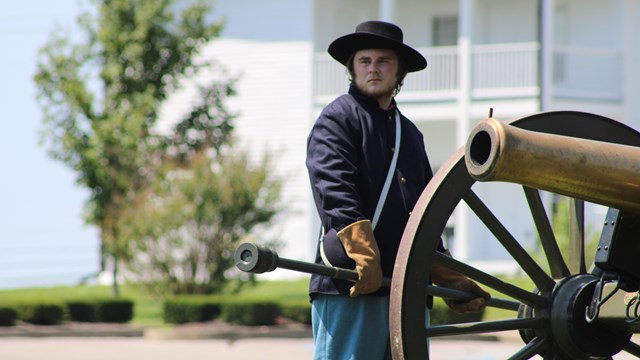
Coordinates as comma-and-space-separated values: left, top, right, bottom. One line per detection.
519, 274, 631, 359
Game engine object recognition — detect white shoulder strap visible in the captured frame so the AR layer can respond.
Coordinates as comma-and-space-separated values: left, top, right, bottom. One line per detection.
371, 110, 401, 230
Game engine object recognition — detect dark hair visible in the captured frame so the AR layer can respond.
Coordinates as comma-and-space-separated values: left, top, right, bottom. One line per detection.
346, 50, 409, 96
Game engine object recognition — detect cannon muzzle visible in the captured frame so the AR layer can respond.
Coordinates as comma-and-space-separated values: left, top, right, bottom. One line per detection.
235, 242, 279, 274
465, 118, 640, 213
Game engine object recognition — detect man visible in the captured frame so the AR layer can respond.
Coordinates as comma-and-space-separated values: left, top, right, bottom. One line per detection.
306, 21, 490, 359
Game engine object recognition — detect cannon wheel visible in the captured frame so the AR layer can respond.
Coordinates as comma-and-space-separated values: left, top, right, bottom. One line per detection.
390, 111, 640, 359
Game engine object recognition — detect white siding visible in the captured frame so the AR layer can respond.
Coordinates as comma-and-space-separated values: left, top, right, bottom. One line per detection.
159, 39, 316, 279
313, 0, 378, 51
475, 0, 538, 44
212, 0, 312, 41
622, 0, 640, 131
205, 40, 316, 269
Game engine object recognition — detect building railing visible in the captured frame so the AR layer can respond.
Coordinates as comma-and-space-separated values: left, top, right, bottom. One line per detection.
314, 42, 622, 104
472, 42, 539, 97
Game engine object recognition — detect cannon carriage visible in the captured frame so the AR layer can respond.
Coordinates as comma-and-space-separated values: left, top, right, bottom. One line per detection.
237, 111, 640, 359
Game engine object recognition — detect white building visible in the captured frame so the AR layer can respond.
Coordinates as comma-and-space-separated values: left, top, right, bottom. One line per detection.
163, 0, 640, 277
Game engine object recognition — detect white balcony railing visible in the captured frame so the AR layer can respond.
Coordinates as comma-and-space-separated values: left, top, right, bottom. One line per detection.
402, 46, 459, 94
314, 42, 622, 104
472, 42, 539, 98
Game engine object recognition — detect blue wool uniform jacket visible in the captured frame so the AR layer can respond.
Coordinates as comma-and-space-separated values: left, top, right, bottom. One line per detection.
306, 84, 441, 297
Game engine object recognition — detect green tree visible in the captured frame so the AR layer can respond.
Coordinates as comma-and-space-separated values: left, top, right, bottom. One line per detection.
125, 149, 283, 296
34, 0, 234, 296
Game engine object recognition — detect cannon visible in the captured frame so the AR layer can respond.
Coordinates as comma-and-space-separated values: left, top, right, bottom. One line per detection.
237, 111, 640, 359
391, 111, 640, 359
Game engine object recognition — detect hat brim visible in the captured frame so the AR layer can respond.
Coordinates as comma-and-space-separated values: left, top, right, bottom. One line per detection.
328, 33, 427, 72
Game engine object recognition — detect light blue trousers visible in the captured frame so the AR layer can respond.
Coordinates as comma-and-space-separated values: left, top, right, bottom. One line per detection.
312, 295, 431, 360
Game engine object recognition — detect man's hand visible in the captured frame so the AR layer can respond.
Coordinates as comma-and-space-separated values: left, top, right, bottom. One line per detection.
337, 220, 383, 297
431, 251, 490, 313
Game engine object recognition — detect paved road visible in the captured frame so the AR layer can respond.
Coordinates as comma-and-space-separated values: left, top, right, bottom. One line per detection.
0, 337, 637, 359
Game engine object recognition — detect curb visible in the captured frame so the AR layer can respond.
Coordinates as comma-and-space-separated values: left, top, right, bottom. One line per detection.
0, 323, 144, 338
144, 322, 313, 340
0, 321, 312, 340
0, 322, 562, 343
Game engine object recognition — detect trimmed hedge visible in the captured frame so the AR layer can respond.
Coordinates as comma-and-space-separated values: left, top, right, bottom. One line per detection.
17, 303, 65, 325
163, 296, 297, 326
280, 301, 312, 325
0, 307, 17, 326
163, 297, 223, 324
221, 299, 280, 326
67, 301, 97, 322
0, 299, 134, 326
65, 299, 135, 323
96, 300, 134, 323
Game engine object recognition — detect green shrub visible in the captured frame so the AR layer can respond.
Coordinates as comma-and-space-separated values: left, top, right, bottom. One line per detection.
0, 307, 17, 326
429, 298, 484, 326
17, 303, 65, 325
221, 299, 280, 326
163, 297, 223, 324
163, 297, 312, 326
65, 299, 134, 323
280, 301, 311, 325
97, 300, 134, 323
66, 301, 98, 322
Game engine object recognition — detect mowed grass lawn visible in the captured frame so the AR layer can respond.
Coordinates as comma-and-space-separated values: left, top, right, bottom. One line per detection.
0, 275, 530, 327
0, 278, 310, 327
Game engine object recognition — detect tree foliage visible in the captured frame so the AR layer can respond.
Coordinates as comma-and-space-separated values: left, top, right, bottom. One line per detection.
34, 0, 281, 295
125, 149, 283, 295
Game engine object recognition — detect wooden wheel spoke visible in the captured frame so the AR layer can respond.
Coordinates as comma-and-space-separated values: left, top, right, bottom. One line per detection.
523, 187, 571, 278
624, 340, 640, 357
434, 252, 546, 308
425, 318, 544, 338
463, 190, 556, 293
507, 337, 548, 360
427, 284, 520, 311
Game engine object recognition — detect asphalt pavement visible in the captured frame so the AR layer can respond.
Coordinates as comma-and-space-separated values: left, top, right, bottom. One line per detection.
0, 337, 534, 360
0, 324, 637, 359
2, 336, 640, 359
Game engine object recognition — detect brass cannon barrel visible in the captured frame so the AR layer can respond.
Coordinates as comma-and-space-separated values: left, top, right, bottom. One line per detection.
465, 118, 640, 213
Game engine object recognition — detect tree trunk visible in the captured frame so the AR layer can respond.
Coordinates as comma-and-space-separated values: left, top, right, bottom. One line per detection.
112, 256, 120, 297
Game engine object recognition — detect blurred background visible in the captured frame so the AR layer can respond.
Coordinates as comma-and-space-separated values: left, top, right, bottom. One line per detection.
1, 1, 100, 289
1, 0, 639, 301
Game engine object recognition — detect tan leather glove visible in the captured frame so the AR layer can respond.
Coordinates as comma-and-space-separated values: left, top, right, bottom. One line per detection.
337, 219, 383, 297
431, 251, 490, 313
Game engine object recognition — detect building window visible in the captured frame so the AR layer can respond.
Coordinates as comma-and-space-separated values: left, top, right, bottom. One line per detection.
433, 16, 458, 46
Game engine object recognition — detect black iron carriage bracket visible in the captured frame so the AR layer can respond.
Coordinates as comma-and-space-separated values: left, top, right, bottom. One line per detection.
587, 208, 640, 332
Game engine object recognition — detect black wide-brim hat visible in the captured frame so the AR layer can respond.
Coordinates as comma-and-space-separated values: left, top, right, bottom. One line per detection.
328, 20, 427, 72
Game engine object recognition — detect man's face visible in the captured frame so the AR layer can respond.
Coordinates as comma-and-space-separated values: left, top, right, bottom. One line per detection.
352, 48, 399, 102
